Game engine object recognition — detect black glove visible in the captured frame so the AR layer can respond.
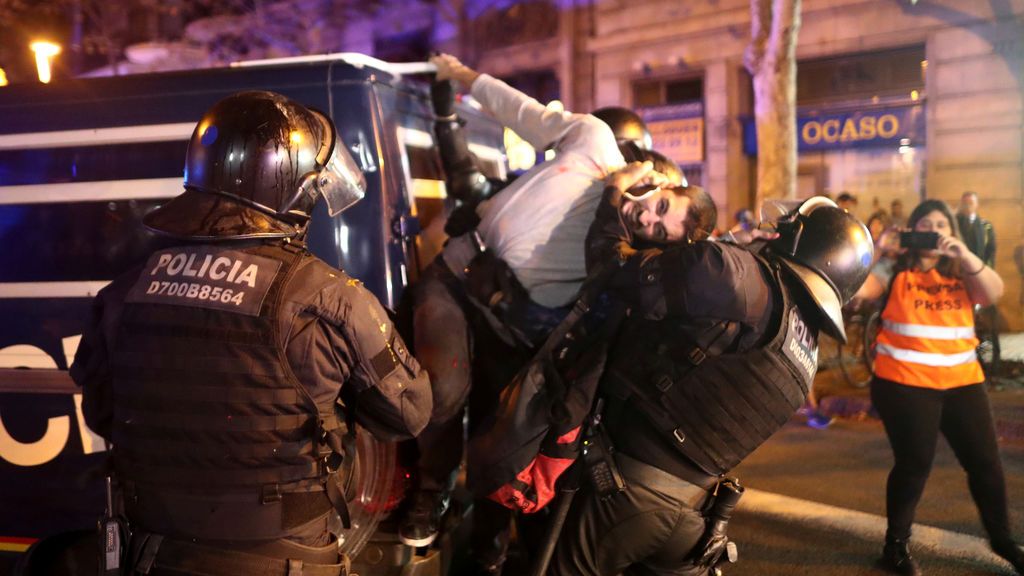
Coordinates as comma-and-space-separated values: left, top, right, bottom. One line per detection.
444, 202, 482, 238
464, 250, 529, 322
432, 79, 457, 118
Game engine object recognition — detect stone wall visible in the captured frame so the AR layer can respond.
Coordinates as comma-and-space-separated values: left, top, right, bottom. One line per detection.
927, 18, 1024, 330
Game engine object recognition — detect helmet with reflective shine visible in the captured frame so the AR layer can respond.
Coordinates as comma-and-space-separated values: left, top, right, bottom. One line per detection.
768, 197, 874, 343
591, 106, 653, 151
144, 91, 366, 240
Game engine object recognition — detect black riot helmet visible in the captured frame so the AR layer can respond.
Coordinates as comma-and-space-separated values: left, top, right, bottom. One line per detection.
144, 91, 366, 240
591, 106, 653, 152
767, 197, 874, 343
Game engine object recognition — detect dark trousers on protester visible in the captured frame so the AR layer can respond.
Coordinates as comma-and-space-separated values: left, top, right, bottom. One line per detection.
410, 253, 552, 567
871, 378, 1015, 545
412, 242, 569, 494
411, 260, 473, 493
550, 453, 712, 576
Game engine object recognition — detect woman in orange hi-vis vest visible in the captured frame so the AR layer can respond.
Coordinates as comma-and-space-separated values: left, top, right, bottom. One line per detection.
856, 199, 1018, 576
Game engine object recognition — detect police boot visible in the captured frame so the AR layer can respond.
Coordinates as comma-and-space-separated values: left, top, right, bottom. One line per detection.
399, 489, 450, 547
991, 539, 1024, 574
877, 537, 921, 576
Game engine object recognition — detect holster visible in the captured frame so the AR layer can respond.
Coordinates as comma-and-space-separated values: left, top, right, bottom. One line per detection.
691, 478, 744, 571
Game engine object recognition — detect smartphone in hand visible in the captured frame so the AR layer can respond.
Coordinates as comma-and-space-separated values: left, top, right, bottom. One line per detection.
900, 231, 940, 250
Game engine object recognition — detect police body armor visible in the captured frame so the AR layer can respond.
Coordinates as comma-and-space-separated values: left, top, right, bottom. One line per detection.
603, 251, 820, 476
109, 242, 349, 542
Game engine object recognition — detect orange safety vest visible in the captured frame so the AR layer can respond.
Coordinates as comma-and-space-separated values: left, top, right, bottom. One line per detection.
874, 267, 984, 389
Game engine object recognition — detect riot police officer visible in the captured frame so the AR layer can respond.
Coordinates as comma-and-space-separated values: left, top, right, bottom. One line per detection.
71, 91, 431, 575
548, 173, 874, 575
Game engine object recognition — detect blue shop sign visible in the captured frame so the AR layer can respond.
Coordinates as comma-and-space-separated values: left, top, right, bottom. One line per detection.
743, 104, 925, 155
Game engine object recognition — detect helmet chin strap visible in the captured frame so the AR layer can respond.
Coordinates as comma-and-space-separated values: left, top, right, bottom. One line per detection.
277, 171, 320, 216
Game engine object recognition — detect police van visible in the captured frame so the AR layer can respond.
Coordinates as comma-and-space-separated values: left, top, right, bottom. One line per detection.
0, 53, 506, 572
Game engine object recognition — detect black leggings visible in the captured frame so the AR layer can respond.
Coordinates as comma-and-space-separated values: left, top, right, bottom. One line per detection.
871, 378, 1013, 544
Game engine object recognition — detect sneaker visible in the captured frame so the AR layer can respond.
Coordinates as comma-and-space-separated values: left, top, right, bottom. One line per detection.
992, 540, 1024, 574
877, 538, 921, 575
399, 490, 449, 547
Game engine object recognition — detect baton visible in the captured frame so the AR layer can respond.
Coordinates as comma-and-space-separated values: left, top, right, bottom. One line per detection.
529, 469, 580, 576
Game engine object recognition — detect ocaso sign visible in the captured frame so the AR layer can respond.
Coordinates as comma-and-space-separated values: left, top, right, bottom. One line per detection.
743, 103, 925, 154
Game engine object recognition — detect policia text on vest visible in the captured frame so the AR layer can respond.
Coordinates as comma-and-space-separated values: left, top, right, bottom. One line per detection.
127, 247, 280, 317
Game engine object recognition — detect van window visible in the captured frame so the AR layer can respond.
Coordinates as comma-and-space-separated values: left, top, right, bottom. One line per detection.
0, 142, 187, 186
0, 200, 168, 282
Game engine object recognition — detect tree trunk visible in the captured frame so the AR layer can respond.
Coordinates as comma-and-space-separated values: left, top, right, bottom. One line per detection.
744, 0, 801, 217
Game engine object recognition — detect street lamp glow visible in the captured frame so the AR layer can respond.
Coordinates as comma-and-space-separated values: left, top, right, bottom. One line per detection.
0, 68, 8, 87
30, 41, 61, 84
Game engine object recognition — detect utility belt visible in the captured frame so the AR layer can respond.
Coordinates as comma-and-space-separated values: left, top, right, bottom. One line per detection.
612, 452, 711, 510
119, 475, 348, 539
98, 477, 348, 576
123, 531, 348, 576
580, 409, 743, 573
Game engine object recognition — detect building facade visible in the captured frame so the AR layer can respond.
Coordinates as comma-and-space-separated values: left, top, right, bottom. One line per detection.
590, 0, 1023, 329
349, 0, 1023, 329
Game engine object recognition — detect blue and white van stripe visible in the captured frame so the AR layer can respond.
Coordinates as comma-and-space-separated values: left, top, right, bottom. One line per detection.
0, 178, 181, 205
0, 122, 195, 151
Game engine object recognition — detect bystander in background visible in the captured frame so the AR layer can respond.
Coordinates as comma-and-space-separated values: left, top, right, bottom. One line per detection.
957, 191, 996, 267
890, 199, 907, 228
957, 191, 1001, 372
837, 191, 859, 213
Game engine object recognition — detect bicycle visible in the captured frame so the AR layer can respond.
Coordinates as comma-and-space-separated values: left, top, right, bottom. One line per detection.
837, 302, 881, 389
974, 304, 1002, 379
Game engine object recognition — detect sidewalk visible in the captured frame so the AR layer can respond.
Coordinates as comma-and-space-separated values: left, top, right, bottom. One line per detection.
811, 332, 1024, 442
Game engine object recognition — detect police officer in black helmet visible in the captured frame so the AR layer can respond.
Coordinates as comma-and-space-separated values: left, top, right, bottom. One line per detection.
548, 164, 874, 575
591, 106, 654, 152
70, 91, 431, 575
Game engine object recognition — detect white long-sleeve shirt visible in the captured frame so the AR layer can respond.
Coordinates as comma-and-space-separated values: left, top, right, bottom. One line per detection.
469, 74, 625, 307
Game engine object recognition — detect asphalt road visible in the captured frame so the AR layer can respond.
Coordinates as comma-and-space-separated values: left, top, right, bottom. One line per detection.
730, 513, 1013, 575
729, 386, 1024, 576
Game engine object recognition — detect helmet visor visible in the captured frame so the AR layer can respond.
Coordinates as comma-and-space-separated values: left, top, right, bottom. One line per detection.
319, 134, 367, 217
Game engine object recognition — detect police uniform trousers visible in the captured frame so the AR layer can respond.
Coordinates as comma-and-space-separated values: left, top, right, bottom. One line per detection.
550, 453, 712, 576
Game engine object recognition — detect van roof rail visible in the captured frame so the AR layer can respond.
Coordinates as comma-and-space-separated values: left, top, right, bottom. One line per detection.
230, 52, 436, 78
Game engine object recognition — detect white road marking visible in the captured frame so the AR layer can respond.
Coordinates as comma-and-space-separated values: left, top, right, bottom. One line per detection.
741, 488, 1013, 570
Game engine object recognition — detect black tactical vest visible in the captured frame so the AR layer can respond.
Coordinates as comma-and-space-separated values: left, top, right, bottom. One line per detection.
603, 254, 820, 476
109, 242, 347, 541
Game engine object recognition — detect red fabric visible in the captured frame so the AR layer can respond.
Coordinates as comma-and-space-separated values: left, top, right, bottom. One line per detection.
556, 427, 581, 444
488, 425, 581, 514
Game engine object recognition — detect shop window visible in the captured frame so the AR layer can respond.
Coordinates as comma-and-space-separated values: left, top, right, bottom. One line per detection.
797, 46, 926, 105
475, 1, 560, 53
633, 77, 703, 107
632, 76, 705, 185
